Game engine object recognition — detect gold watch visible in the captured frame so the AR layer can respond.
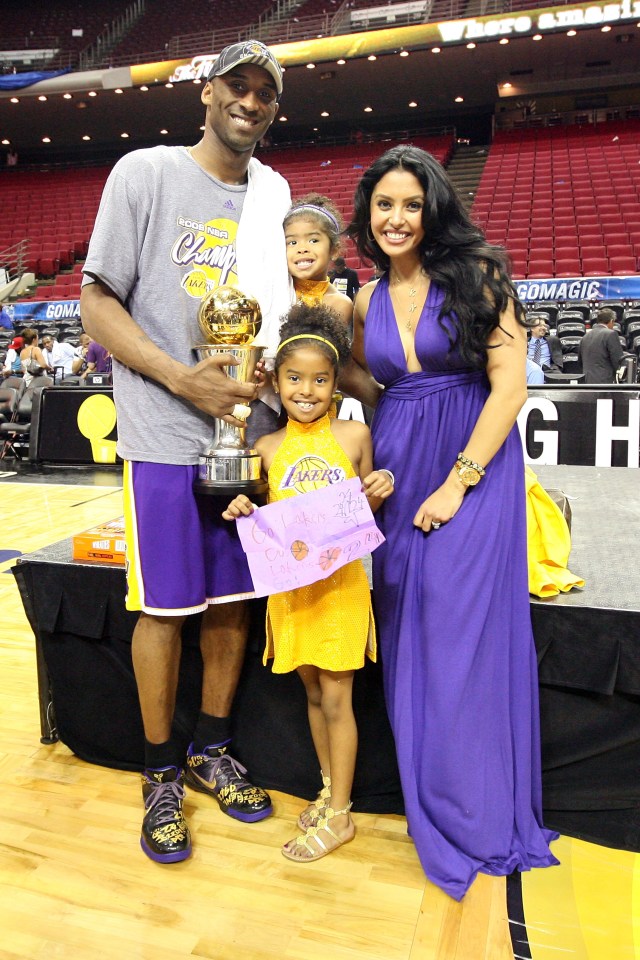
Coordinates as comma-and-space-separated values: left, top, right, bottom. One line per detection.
454, 460, 482, 487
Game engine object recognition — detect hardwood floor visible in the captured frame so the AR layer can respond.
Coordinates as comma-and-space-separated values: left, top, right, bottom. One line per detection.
0, 476, 591, 960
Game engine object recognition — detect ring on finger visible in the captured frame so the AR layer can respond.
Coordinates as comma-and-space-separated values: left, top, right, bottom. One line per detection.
431, 521, 442, 529
232, 403, 252, 421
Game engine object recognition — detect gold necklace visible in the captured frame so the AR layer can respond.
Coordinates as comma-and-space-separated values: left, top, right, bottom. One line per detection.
390, 268, 428, 332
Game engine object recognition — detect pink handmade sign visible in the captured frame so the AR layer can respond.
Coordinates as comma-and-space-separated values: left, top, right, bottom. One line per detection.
236, 477, 385, 597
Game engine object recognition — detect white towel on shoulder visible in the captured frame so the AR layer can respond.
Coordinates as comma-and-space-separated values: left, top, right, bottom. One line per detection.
236, 157, 295, 359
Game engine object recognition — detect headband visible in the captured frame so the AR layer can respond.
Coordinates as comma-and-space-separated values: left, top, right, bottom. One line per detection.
285, 204, 340, 232
276, 334, 340, 361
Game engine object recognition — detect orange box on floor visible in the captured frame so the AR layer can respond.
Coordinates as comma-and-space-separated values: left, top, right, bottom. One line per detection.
72, 517, 126, 565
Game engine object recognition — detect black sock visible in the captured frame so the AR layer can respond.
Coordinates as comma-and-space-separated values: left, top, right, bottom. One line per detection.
193, 711, 232, 754
144, 738, 182, 772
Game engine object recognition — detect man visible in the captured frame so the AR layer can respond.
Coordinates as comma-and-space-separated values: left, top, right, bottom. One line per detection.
526, 357, 545, 384
81, 40, 292, 864
71, 332, 92, 376
328, 256, 360, 301
41, 333, 76, 381
82, 339, 112, 380
527, 319, 563, 372
579, 307, 625, 383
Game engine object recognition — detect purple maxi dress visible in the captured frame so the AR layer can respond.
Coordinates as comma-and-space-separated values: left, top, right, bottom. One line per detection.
365, 277, 558, 900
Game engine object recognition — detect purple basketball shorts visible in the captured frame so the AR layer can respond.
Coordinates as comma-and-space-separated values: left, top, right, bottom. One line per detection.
123, 461, 255, 615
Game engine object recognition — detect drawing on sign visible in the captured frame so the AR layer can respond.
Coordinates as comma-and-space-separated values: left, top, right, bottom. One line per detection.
291, 540, 309, 561
236, 477, 385, 597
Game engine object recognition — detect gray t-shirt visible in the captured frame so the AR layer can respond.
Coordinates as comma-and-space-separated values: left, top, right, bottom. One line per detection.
83, 145, 250, 464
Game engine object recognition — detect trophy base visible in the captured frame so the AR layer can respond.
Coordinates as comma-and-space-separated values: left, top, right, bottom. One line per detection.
193, 477, 268, 497
194, 452, 267, 498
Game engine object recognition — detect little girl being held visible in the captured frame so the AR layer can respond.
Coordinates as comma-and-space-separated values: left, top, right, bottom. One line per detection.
284, 193, 353, 329
223, 302, 394, 862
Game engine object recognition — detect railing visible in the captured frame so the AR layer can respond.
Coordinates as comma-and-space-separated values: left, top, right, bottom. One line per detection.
496, 104, 640, 131
0, 239, 29, 279
79, 0, 146, 70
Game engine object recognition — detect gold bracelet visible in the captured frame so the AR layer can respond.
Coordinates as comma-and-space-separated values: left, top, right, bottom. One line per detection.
457, 452, 485, 476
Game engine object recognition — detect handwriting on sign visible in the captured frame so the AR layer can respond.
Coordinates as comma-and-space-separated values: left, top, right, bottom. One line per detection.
236, 477, 385, 597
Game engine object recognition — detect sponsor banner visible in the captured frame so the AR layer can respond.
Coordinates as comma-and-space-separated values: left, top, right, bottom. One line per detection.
436, 0, 640, 43
0, 69, 70, 91
7, 300, 81, 325
516, 276, 640, 303
519, 387, 640, 467
128, 1, 640, 86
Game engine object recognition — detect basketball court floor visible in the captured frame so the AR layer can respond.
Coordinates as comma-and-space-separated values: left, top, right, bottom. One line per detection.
1, 463, 638, 959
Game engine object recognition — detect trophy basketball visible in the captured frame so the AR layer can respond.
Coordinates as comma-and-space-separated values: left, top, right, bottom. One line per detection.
193, 285, 267, 496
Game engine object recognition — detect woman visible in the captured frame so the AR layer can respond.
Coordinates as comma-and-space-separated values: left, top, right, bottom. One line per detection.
20, 328, 49, 387
344, 145, 558, 900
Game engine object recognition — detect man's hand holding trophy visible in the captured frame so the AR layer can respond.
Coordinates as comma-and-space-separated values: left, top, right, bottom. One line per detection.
193, 285, 268, 496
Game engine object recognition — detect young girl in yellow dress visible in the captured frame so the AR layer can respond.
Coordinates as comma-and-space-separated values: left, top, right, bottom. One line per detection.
284, 193, 353, 328
223, 303, 394, 862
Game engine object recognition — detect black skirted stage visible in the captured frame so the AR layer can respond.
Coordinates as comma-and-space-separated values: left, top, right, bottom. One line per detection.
12, 465, 640, 849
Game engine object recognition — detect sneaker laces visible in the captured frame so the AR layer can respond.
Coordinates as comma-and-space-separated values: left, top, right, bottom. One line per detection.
145, 777, 186, 821
207, 752, 249, 784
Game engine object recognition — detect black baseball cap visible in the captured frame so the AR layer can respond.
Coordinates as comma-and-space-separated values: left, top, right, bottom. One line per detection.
207, 40, 283, 98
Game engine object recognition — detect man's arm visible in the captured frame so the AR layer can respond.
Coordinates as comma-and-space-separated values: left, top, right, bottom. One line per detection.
608, 330, 625, 370
81, 280, 257, 423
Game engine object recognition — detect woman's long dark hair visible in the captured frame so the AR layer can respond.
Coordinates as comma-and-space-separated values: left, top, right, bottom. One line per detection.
347, 145, 526, 367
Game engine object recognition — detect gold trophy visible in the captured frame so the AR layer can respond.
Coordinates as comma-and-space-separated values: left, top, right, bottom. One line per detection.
193, 285, 267, 496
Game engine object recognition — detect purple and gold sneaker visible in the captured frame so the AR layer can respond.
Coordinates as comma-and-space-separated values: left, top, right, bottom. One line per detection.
140, 766, 191, 863
184, 743, 272, 822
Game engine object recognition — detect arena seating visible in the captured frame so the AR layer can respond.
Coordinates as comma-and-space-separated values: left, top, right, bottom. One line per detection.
1, 0, 132, 64
0, 166, 106, 299
107, 0, 273, 66
471, 119, 640, 278
1, 136, 454, 298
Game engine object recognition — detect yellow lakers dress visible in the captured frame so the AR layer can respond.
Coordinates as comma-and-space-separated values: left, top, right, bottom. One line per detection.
265, 413, 376, 673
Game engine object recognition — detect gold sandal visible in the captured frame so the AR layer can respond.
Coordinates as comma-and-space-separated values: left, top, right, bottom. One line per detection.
283, 802, 354, 863
297, 770, 331, 831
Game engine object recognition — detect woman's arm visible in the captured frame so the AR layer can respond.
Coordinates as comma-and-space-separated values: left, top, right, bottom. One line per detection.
334, 420, 394, 512
337, 282, 383, 407
81, 280, 257, 424
413, 295, 527, 531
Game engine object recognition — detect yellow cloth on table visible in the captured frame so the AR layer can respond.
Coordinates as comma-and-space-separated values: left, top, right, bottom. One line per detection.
525, 466, 585, 598
265, 413, 376, 672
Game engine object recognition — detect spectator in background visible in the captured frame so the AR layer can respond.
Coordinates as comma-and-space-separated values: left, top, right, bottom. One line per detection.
42, 333, 76, 381
6, 148, 18, 168
82, 339, 112, 379
2, 335, 24, 377
328, 256, 360, 302
526, 357, 545, 384
0, 304, 13, 331
579, 307, 625, 383
19, 328, 49, 386
72, 332, 92, 376
527, 319, 563, 372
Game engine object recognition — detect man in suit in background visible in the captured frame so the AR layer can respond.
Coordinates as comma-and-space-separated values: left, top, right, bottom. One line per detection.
579, 307, 625, 383
527, 319, 563, 372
